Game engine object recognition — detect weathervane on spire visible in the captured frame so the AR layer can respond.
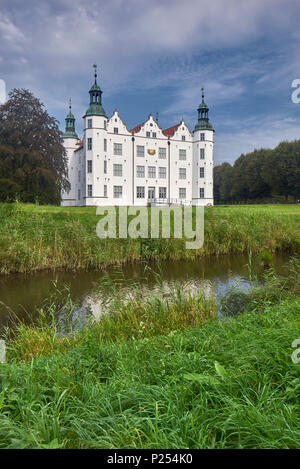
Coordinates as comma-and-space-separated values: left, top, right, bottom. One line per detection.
69, 98, 72, 112
201, 87, 204, 103
93, 64, 97, 84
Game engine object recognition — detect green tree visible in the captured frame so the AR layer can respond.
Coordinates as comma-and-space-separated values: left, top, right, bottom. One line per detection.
0, 88, 69, 204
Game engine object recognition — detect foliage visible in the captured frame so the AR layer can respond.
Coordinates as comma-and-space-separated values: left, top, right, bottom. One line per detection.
0, 89, 69, 204
214, 140, 300, 204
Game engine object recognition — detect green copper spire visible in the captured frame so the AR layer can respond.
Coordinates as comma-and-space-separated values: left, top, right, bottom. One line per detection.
194, 88, 214, 132
63, 99, 78, 138
85, 64, 107, 117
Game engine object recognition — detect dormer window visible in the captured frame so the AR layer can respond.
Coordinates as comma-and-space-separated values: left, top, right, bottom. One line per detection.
152, 132, 156, 138
182, 136, 185, 141
114, 127, 118, 134
146, 131, 150, 137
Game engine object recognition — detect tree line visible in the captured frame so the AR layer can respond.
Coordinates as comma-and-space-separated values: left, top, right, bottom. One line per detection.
0, 89, 69, 204
214, 141, 300, 204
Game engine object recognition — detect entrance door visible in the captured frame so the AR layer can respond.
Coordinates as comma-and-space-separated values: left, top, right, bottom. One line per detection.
148, 187, 155, 200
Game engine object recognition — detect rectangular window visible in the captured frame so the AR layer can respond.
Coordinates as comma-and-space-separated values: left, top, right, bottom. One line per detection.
114, 143, 122, 155
87, 138, 92, 150
179, 188, 186, 199
200, 167, 205, 178
200, 148, 205, 159
113, 186, 122, 198
200, 133, 205, 141
179, 168, 186, 179
159, 147, 166, 159
146, 131, 151, 137
87, 160, 92, 173
148, 166, 156, 178
137, 145, 145, 157
104, 185, 107, 197
113, 164, 122, 177
136, 165, 145, 178
159, 187, 167, 199
136, 186, 145, 198
104, 120, 107, 130
152, 132, 156, 138
87, 119, 92, 129
200, 188, 205, 198
104, 139, 107, 152
78, 189, 81, 200
159, 167, 166, 179
179, 149, 186, 160
87, 184, 93, 197
104, 160, 107, 174
182, 135, 186, 141
78, 170, 81, 182
114, 127, 118, 134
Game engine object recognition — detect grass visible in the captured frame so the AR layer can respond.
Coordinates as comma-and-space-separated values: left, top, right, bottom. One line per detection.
0, 259, 300, 448
0, 202, 300, 274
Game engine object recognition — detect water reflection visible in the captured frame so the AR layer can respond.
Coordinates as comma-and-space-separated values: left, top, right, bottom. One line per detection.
0, 253, 291, 327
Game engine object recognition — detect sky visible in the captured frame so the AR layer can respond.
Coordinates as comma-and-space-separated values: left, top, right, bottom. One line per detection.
1, 0, 300, 165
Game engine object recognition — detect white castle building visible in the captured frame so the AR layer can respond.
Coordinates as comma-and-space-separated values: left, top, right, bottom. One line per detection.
61, 66, 214, 207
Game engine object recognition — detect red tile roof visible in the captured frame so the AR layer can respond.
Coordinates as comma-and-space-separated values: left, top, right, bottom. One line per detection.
162, 124, 180, 137
74, 140, 84, 152
130, 122, 181, 137
130, 122, 145, 134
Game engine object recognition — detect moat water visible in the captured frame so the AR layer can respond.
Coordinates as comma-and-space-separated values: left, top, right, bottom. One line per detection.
0, 253, 292, 328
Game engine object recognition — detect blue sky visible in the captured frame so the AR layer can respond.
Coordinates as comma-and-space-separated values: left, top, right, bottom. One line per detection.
1, 0, 300, 164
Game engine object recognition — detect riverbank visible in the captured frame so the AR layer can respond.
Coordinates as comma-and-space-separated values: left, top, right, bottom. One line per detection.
0, 202, 300, 274
0, 259, 300, 448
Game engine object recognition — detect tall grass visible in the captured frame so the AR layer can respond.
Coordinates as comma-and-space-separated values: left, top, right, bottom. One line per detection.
0, 202, 299, 274
0, 258, 299, 448
1, 291, 300, 448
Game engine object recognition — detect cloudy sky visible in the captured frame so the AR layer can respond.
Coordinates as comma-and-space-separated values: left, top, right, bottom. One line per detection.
1, 0, 300, 164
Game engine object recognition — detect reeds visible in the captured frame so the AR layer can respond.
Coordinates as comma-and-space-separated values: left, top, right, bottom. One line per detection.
0, 203, 299, 274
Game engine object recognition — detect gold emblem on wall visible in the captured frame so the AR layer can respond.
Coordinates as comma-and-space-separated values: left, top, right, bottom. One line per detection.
148, 149, 156, 155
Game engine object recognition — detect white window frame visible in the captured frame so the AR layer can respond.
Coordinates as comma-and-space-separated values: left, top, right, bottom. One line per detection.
136, 186, 145, 198
137, 145, 145, 157
113, 185, 123, 198
159, 167, 166, 179
148, 166, 156, 178
179, 168, 186, 179
114, 143, 122, 155
136, 165, 145, 178
159, 147, 166, 159
179, 149, 186, 160
159, 187, 167, 199
179, 188, 186, 199
113, 164, 122, 177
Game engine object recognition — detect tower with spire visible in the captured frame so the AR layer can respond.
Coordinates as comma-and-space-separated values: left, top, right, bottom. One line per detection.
85, 64, 107, 118
192, 88, 214, 205
84, 64, 109, 205
63, 99, 78, 139
61, 99, 81, 206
